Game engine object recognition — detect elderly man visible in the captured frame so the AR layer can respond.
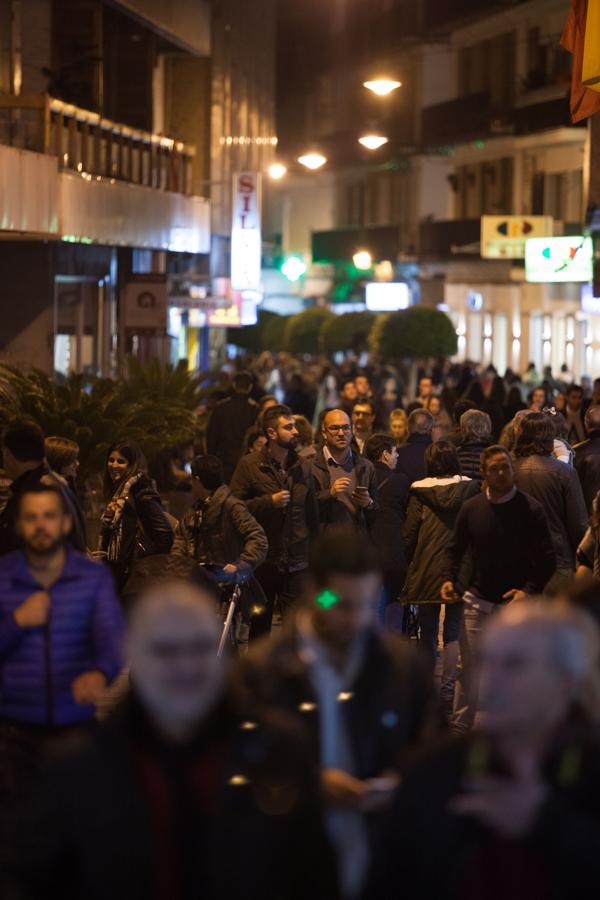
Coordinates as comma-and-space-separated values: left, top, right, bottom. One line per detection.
456, 409, 492, 484
367, 603, 600, 900
17, 579, 338, 900
311, 409, 378, 533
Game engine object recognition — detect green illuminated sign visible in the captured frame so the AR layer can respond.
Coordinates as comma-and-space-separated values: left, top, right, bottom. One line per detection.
315, 589, 340, 610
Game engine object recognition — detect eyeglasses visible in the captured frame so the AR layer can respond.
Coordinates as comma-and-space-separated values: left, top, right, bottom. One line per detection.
325, 424, 352, 433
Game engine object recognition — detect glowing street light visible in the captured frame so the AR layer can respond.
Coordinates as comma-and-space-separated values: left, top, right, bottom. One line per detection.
358, 134, 389, 150
353, 250, 373, 270
297, 152, 327, 170
363, 79, 402, 96
281, 256, 307, 282
268, 162, 287, 180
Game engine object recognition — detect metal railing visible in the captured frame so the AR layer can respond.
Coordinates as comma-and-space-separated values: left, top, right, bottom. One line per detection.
0, 93, 195, 195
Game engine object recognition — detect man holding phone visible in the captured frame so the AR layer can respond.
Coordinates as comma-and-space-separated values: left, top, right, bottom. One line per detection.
311, 409, 378, 534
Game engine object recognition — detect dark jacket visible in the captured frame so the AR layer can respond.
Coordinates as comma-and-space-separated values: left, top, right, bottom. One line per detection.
311, 448, 378, 532
366, 727, 600, 900
403, 476, 479, 603
239, 622, 439, 784
16, 694, 339, 900
0, 464, 87, 557
371, 462, 410, 576
512, 454, 588, 571
100, 475, 174, 593
230, 446, 319, 571
456, 440, 491, 484
0, 549, 124, 727
444, 489, 557, 604
574, 430, 600, 514
172, 485, 267, 575
206, 393, 259, 481
395, 433, 432, 484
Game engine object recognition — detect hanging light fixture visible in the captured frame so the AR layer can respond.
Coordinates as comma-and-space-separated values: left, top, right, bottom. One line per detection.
358, 134, 389, 150
363, 79, 402, 96
297, 152, 327, 170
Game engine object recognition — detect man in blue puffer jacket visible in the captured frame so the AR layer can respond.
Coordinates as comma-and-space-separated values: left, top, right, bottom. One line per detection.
0, 483, 124, 730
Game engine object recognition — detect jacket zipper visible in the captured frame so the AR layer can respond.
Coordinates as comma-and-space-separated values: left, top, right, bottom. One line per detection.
44, 605, 54, 727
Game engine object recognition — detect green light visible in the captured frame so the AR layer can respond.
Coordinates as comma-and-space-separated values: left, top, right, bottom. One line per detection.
281, 256, 307, 282
315, 589, 340, 610
472, 139, 486, 150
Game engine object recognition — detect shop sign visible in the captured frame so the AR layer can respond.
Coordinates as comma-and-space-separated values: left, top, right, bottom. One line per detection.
231, 171, 262, 291
481, 216, 553, 259
124, 275, 167, 329
525, 236, 593, 283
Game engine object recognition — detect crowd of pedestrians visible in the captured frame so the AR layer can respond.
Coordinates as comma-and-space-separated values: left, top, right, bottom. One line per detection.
2, 354, 600, 898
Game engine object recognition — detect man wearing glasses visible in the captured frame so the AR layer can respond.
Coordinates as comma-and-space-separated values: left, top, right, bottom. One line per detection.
312, 409, 378, 533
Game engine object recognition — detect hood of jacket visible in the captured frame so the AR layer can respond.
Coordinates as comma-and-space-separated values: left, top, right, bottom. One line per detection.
410, 475, 473, 514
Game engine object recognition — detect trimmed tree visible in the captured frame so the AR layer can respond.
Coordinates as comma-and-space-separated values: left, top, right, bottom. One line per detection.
283, 307, 335, 354
369, 306, 458, 394
261, 313, 289, 351
320, 311, 376, 354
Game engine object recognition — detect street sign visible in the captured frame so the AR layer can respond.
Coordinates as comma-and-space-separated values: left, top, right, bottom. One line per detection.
231, 171, 262, 291
525, 236, 593, 283
481, 216, 553, 259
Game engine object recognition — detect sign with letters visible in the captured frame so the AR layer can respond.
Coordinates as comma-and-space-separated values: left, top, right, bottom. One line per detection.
231, 171, 262, 291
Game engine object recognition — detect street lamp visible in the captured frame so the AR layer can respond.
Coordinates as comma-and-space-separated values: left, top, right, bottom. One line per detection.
353, 250, 373, 270
363, 79, 402, 96
297, 152, 327, 170
281, 256, 307, 282
358, 134, 389, 150
268, 162, 288, 180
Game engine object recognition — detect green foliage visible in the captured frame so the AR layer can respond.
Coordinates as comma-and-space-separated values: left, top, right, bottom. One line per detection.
369, 306, 457, 361
227, 310, 278, 354
0, 360, 221, 481
320, 311, 376, 354
261, 313, 289, 351
283, 307, 335, 354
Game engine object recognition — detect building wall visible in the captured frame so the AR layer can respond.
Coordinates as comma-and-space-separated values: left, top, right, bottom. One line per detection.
0, 242, 54, 372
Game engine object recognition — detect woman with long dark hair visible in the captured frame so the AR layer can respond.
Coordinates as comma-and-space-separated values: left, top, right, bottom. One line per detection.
98, 440, 173, 592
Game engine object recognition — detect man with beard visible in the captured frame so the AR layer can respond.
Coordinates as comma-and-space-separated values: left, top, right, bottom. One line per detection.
0, 483, 123, 876
230, 404, 319, 637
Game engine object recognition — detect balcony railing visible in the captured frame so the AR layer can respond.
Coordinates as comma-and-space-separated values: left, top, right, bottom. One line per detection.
0, 93, 195, 195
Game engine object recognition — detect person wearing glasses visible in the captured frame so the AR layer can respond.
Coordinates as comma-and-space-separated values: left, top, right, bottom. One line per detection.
311, 408, 378, 533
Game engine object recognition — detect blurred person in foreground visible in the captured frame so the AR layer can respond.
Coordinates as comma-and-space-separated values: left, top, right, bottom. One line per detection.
365, 603, 600, 900
15, 579, 338, 900
239, 528, 438, 899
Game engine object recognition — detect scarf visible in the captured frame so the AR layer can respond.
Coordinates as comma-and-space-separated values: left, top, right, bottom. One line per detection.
100, 471, 143, 562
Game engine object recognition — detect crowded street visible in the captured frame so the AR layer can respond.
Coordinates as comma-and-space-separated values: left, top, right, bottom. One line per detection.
3, 0, 600, 898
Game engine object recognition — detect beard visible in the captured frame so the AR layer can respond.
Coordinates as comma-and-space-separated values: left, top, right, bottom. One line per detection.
24, 532, 64, 557
277, 435, 298, 450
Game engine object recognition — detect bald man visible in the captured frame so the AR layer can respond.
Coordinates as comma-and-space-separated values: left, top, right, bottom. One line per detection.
18, 580, 338, 900
575, 404, 600, 514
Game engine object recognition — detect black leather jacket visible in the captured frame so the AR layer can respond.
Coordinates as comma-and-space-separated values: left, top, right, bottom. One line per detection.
513, 454, 588, 571
574, 431, 600, 514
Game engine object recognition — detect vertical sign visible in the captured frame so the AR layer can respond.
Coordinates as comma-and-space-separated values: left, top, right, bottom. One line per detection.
231, 171, 262, 291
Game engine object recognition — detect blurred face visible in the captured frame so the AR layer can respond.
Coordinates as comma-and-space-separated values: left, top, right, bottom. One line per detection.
567, 389, 583, 411
322, 410, 352, 452
419, 377, 433, 399
381, 447, 398, 470
250, 434, 267, 453
340, 382, 358, 403
477, 622, 572, 738
311, 572, 381, 649
530, 388, 545, 410
482, 451, 514, 497
428, 397, 441, 416
390, 417, 407, 442
129, 585, 224, 733
355, 376, 370, 398
62, 456, 80, 480
17, 491, 71, 556
107, 450, 131, 483
352, 403, 375, 434
266, 415, 299, 450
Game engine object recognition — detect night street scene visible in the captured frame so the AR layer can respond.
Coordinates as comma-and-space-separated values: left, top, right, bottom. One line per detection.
4, 0, 600, 897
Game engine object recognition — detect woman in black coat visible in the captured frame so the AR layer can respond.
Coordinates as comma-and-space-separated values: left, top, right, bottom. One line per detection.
98, 440, 174, 593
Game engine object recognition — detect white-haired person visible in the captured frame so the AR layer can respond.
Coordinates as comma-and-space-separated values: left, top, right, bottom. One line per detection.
366, 601, 600, 900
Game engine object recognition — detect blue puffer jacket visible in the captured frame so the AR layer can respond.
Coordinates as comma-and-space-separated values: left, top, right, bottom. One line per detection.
0, 549, 125, 727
